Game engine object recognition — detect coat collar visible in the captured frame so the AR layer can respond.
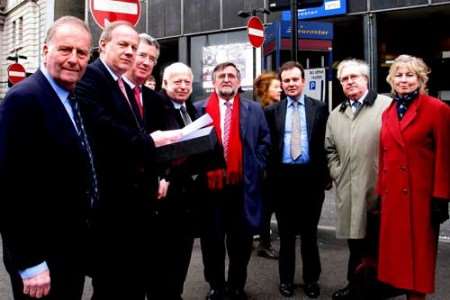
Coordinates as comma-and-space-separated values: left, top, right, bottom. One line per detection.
339, 89, 377, 112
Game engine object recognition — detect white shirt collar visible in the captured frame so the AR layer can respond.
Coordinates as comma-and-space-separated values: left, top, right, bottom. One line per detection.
122, 75, 136, 89
100, 58, 120, 81
350, 89, 368, 105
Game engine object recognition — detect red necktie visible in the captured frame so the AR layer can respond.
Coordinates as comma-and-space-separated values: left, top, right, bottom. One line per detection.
117, 77, 130, 103
133, 86, 144, 118
223, 101, 232, 161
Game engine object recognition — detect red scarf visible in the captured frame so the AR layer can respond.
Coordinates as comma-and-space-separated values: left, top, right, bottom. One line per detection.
206, 91, 243, 190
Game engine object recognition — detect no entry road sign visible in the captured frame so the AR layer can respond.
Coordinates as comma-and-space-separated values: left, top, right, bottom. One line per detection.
7, 63, 26, 85
247, 16, 265, 48
89, 0, 141, 29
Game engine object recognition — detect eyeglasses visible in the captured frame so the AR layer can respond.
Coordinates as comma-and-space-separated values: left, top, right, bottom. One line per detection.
137, 52, 157, 65
340, 74, 361, 83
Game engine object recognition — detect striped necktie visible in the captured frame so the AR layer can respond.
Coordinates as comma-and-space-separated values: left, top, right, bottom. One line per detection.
290, 101, 301, 160
223, 101, 232, 161
68, 93, 99, 207
179, 105, 192, 126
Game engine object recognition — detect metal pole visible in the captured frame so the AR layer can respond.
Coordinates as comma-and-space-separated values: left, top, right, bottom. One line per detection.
291, 0, 298, 61
251, 10, 257, 81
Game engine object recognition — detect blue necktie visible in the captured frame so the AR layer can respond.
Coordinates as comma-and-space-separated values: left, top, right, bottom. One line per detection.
352, 101, 362, 112
68, 93, 99, 207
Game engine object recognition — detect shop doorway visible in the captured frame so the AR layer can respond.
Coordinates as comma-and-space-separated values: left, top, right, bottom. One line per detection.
153, 38, 179, 91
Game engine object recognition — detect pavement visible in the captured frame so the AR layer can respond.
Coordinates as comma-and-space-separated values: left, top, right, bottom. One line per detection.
1, 191, 449, 299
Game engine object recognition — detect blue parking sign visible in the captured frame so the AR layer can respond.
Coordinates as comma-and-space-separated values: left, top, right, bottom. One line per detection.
310, 81, 316, 90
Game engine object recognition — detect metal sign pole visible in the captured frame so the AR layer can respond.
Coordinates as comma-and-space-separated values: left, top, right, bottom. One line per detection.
291, 0, 298, 61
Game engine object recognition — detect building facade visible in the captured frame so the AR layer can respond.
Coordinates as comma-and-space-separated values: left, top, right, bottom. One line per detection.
1, 0, 450, 105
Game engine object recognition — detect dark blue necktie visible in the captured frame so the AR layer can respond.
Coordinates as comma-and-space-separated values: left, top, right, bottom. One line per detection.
68, 93, 99, 207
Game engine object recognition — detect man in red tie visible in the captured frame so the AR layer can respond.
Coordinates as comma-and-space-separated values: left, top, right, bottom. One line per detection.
195, 62, 271, 300
76, 22, 179, 300
124, 33, 160, 121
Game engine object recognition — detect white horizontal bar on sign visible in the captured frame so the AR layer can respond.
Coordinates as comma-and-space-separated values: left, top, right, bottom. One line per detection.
93, 0, 138, 15
9, 71, 26, 77
248, 28, 264, 37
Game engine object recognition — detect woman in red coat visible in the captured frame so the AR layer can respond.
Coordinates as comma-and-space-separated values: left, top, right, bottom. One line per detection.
377, 54, 450, 300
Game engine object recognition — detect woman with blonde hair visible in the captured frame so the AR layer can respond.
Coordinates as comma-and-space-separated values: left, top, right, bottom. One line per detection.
376, 54, 450, 300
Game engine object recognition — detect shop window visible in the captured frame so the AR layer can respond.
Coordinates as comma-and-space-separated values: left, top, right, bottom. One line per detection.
189, 30, 256, 101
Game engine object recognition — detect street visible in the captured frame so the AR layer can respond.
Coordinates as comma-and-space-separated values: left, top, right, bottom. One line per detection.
1, 191, 449, 299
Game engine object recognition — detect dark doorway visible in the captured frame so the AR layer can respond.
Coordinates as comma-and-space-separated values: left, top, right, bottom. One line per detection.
153, 38, 179, 91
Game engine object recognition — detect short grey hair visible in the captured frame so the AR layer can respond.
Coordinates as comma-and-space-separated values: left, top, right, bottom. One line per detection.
45, 16, 91, 44
139, 33, 160, 59
336, 59, 369, 81
99, 21, 135, 49
161, 62, 193, 89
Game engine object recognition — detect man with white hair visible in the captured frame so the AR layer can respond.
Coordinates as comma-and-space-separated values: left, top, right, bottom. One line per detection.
146, 62, 201, 300
325, 58, 391, 300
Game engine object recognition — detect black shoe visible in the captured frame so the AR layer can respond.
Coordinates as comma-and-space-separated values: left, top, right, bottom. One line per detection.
256, 245, 279, 259
206, 288, 224, 300
332, 284, 353, 300
226, 288, 248, 300
304, 282, 320, 298
279, 283, 294, 297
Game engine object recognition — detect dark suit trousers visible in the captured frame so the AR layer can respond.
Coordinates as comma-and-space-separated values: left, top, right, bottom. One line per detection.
200, 184, 253, 291
259, 175, 279, 247
275, 164, 324, 285
146, 202, 195, 300
347, 239, 368, 282
89, 214, 146, 300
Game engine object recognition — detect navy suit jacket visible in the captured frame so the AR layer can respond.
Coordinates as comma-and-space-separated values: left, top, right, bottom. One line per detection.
264, 96, 330, 188
0, 70, 91, 271
76, 58, 158, 215
195, 96, 271, 231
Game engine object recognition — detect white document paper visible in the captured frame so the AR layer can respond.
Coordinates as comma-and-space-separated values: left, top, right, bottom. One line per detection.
180, 113, 213, 136
180, 126, 214, 142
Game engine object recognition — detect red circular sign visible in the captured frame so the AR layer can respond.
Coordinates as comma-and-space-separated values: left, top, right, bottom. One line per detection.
247, 16, 265, 48
89, 0, 141, 29
7, 63, 26, 85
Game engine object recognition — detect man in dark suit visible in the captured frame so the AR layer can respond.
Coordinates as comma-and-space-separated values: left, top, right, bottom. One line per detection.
123, 33, 164, 134
0, 16, 94, 300
75, 21, 178, 300
195, 62, 271, 300
145, 62, 202, 300
264, 61, 330, 298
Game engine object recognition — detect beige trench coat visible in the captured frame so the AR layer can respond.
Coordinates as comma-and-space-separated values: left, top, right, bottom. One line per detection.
325, 90, 391, 239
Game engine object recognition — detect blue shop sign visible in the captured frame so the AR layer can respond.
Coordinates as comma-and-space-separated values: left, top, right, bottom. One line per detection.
280, 20, 333, 40
281, 0, 347, 20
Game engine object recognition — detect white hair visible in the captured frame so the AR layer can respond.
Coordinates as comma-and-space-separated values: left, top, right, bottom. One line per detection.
336, 58, 369, 81
161, 62, 193, 89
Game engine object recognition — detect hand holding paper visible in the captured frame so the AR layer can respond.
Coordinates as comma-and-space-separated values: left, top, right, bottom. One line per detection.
150, 129, 182, 147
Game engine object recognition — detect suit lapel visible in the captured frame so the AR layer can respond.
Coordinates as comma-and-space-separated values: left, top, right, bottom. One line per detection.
304, 97, 315, 143
400, 94, 422, 132
239, 97, 249, 138
35, 71, 84, 151
94, 59, 141, 128
386, 104, 405, 147
276, 99, 288, 152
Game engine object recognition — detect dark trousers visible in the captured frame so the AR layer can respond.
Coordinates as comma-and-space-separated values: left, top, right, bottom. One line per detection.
90, 215, 146, 300
200, 184, 253, 291
259, 176, 278, 247
347, 239, 368, 282
146, 204, 195, 300
275, 164, 324, 285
